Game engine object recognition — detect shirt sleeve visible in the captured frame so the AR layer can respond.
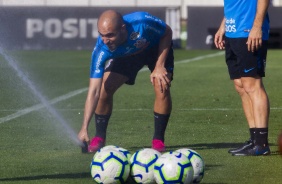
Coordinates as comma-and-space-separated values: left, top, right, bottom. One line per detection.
90, 43, 108, 78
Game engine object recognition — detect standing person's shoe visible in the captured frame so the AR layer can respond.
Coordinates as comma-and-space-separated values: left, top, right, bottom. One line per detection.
232, 144, 271, 156
228, 139, 254, 154
152, 139, 166, 152
88, 137, 105, 153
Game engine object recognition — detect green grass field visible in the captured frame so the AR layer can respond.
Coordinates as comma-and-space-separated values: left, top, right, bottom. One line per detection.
0, 49, 281, 184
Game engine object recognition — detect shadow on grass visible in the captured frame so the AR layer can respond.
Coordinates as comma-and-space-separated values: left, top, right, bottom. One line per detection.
130, 142, 279, 155
0, 173, 225, 184
166, 142, 277, 150
130, 142, 277, 150
2, 143, 279, 182
0, 172, 90, 182
125, 173, 227, 184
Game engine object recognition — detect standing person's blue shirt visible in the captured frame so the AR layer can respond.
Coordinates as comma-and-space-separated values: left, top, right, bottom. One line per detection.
224, 0, 270, 40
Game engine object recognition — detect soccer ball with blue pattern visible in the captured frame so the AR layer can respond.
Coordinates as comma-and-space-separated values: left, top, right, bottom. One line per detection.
90, 149, 130, 184
154, 151, 194, 184
176, 148, 205, 183
97, 145, 132, 162
130, 148, 161, 184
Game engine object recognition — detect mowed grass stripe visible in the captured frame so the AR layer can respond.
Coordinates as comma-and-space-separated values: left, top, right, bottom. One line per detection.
0, 52, 224, 124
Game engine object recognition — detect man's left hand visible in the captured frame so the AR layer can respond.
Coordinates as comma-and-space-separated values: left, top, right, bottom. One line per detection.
150, 67, 171, 93
247, 27, 263, 52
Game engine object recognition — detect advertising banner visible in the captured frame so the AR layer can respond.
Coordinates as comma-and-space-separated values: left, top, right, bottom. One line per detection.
186, 6, 282, 49
0, 7, 167, 50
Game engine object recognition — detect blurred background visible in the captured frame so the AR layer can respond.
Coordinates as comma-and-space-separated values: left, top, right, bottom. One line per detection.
0, 0, 282, 50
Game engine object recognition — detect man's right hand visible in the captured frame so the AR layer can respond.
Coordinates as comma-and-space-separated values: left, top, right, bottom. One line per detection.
214, 31, 225, 50
214, 18, 226, 50
78, 129, 90, 143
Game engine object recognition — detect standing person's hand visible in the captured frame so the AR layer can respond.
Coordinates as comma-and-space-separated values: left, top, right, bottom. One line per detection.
247, 27, 262, 52
214, 19, 226, 50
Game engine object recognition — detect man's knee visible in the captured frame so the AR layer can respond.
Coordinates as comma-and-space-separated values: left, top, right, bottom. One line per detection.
241, 77, 264, 94
103, 80, 118, 94
233, 79, 246, 95
102, 72, 126, 94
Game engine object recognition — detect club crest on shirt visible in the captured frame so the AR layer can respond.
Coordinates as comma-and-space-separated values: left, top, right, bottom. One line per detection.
130, 32, 140, 40
134, 38, 148, 48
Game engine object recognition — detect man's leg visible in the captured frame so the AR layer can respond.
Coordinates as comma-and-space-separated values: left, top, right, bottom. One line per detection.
234, 79, 256, 129
152, 74, 172, 152
88, 72, 128, 152
240, 77, 269, 129
228, 78, 256, 153
232, 77, 270, 156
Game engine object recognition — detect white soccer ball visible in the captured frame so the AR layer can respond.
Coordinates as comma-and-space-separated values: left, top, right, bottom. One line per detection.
176, 148, 205, 183
90, 149, 130, 184
154, 151, 194, 184
97, 145, 132, 162
130, 148, 161, 184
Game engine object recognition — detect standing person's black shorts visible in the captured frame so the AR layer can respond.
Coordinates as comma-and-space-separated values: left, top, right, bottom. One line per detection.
225, 37, 268, 80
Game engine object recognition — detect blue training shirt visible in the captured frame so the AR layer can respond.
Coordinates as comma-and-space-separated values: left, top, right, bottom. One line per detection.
224, 0, 269, 40
90, 12, 167, 78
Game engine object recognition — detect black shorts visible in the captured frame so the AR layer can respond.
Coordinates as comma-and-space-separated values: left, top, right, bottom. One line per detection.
104, 44, 174, 85
225, 37, 268, 79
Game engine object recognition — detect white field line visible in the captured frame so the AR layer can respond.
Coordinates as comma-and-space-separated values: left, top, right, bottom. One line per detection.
0, 88, 88, 124
113, 107, 282, 111
3, 107, 282, 112
139, 51, 224, 72
0, 52, 224, 124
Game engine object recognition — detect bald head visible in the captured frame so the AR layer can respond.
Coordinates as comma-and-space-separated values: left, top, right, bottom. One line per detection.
98, 10, 124, 31
97, 10, 127, 51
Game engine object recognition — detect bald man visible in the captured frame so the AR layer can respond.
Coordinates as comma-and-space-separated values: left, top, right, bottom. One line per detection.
78, 10, 174, 152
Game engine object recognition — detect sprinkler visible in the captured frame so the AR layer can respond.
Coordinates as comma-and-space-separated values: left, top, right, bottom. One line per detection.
81, 141, 88, 153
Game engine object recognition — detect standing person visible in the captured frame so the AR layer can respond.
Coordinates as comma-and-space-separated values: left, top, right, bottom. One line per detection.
214, 0, 271, 156
78, 10, 174, 153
